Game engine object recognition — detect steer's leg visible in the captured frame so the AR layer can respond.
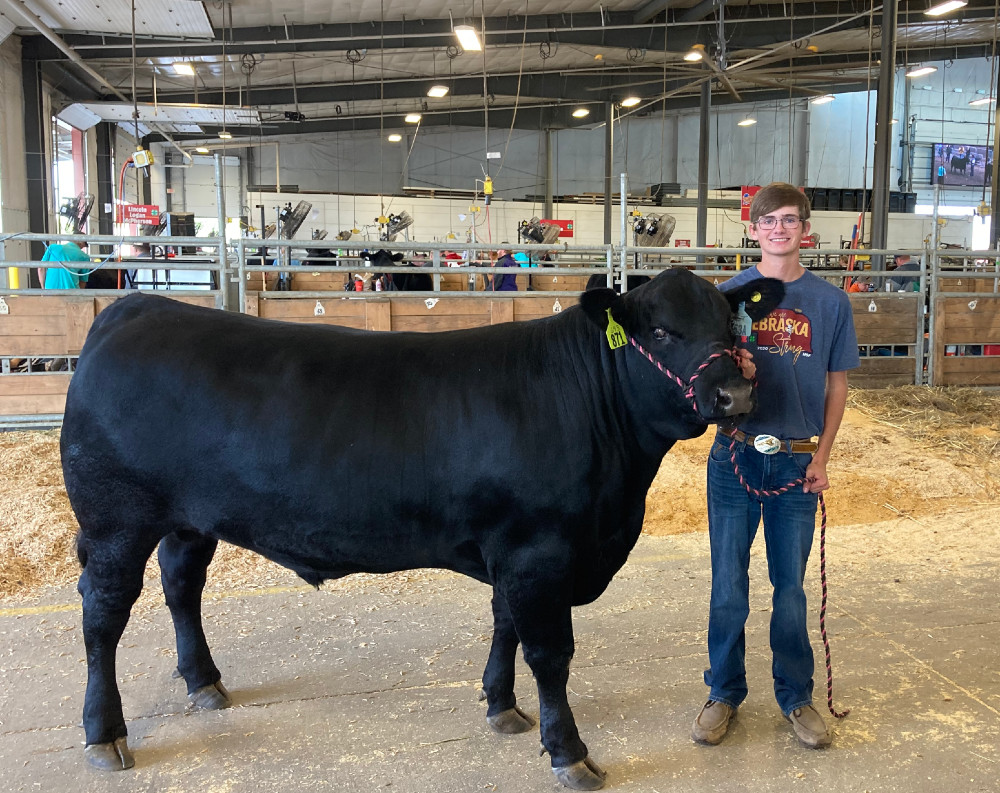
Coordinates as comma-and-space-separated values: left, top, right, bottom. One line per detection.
77, 531, 159, 771
158, 531, 231, 710
482, 590, 536, 733
501, 573, 607, 791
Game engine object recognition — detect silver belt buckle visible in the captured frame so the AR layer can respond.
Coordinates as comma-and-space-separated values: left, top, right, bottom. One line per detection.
753, 434, 781, 455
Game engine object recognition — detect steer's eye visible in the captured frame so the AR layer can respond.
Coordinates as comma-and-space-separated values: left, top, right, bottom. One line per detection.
652, 327, 669, 341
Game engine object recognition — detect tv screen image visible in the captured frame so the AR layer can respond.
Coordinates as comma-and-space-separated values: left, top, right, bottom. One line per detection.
931, 143, 993, 188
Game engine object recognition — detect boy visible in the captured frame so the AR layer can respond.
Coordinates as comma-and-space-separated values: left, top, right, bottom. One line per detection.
692, 182, 859, 749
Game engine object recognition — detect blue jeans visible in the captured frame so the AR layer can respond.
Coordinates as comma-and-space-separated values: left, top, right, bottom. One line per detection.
704, 431, 818, 715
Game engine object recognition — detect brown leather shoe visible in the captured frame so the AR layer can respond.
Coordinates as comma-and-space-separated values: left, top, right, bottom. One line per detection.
692, 700, 735, 745
786, 705, 832, 748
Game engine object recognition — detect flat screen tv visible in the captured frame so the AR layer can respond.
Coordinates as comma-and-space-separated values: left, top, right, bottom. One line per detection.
931, 143, 993, 188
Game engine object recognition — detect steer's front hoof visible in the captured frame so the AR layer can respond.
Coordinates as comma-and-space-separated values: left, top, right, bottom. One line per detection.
188, 680, 232, 710
552, 756, 607, 790
486, 706, 536, 734
84, 737, 135, 771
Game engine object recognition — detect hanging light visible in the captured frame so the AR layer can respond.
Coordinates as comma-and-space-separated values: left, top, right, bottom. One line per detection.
684, 44, 705, 62
905, 65, 938, 78
620, 96, 641, 107
172, 62, 196, 76
924, 0, 967, 16
427, 85, 449, 98
387, 134, 402, 142
810, 94, 835, 105
572, 108, 590, 118
454, 25, 482, 51
195, 146, 210, 153
404, 113, 422, 123
738, 117, 757, 127
218, 130, 232, 140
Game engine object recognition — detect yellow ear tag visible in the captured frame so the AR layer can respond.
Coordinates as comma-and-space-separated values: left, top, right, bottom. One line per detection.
605, 308, 628, 349
750, 291, 762, 303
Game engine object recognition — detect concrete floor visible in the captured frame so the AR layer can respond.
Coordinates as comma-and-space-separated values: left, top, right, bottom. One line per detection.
1, 527, 998, 793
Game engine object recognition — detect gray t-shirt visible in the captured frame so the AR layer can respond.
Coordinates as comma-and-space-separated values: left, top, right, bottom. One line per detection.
720, 267, 860, 440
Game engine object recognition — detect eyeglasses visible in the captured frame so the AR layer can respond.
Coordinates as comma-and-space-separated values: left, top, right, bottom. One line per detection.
755, 214, 802, 230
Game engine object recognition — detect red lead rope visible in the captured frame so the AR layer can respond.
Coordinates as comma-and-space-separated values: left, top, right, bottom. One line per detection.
728, 436, 850, 720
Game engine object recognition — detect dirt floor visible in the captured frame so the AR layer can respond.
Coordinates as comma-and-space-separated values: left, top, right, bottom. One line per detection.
2, 386, 998, 607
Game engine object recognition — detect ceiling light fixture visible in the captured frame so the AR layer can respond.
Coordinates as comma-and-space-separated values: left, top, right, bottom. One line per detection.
905, 65, 938, 78
172, 62, 196, 76
810, 94, 836, 105
924, 0, 967, 16
195, 146, 210, 153
572, 108, 590, 118
684, 44, 705, 62
427, 85, 449, 98
454, 25, 482, 51
218, 130, 232, 140
404, 113, 422, 123
620, 96, 641, 108
969, 96, 995, 106
738, 117, 757, 127
387, 133, 402, 142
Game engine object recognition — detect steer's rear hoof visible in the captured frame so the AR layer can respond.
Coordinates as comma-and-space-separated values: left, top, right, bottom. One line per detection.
84, 737, 135, 771
486, 706, 536, 734
552, 756, 607, 790
188, 680, 232, 710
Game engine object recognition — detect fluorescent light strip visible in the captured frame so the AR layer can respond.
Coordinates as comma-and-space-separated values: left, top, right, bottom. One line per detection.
924, 0, 967, 16
905, 66, 938, 78
454, 25, 482, 51
810, 95, 835, 105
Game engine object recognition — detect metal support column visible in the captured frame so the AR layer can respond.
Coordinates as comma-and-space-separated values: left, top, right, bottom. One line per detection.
545, 129, 554, 219
991, 65, 1000, 249
869, 0, 898, 270
696, 80, 710, 260
21, 49, 47, 274
95, 123, 115, 260
604, 101, 613, 244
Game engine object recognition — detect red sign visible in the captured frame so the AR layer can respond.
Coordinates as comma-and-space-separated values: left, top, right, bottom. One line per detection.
541, 219, 574, 238
740, 186, 761, 221
675, 239, 691, 247
117, 203, 160, 224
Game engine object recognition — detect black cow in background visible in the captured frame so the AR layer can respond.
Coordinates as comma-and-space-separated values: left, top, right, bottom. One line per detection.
585, 274, 651, 293
364, 249, 434, 291
62, 270, 783, 789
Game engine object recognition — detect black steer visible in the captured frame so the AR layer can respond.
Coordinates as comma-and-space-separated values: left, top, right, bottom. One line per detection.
365, 248, 434, 291
63, 269, 782, 789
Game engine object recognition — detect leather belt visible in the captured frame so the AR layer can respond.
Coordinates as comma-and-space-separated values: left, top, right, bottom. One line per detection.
724, 429, 818, 454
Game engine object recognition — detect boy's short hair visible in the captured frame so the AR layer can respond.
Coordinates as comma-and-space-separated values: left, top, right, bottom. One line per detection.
750, 182, 811, 224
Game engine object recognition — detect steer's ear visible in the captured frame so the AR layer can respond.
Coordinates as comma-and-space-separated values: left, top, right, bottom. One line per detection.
392, 253, 405, 262
579, 288, 626, 330
724, 277, 784, 320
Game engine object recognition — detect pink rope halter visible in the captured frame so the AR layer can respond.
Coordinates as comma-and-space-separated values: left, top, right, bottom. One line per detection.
628, 337, 738, 416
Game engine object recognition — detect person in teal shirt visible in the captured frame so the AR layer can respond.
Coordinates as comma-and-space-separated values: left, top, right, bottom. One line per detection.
42, 242, 91, 289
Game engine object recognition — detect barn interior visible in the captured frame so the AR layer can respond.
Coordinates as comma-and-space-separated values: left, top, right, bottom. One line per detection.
0, 1, 999, 790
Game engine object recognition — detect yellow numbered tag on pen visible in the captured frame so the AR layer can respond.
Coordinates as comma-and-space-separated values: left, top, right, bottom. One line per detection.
605, 309, 627, 349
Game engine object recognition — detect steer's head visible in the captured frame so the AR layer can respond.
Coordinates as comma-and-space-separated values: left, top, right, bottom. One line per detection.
580, 268, 783, 425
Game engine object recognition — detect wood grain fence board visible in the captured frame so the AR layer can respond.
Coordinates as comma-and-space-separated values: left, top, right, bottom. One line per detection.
490, 299, 515, 326
365, 300, 391, 331
0, 373, 71, 415
65, 299, 96, 354
937, 357, 1000, 386
513, 297, 578, 322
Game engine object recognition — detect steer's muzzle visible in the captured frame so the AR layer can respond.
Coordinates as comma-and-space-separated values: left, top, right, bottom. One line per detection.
693, 361, 756, 421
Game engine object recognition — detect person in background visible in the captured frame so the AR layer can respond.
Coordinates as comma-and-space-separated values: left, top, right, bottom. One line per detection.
887, 254, 920, 292
692, 182, 859, 752
41, 241, 91, 289
484, 247, 518, 291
